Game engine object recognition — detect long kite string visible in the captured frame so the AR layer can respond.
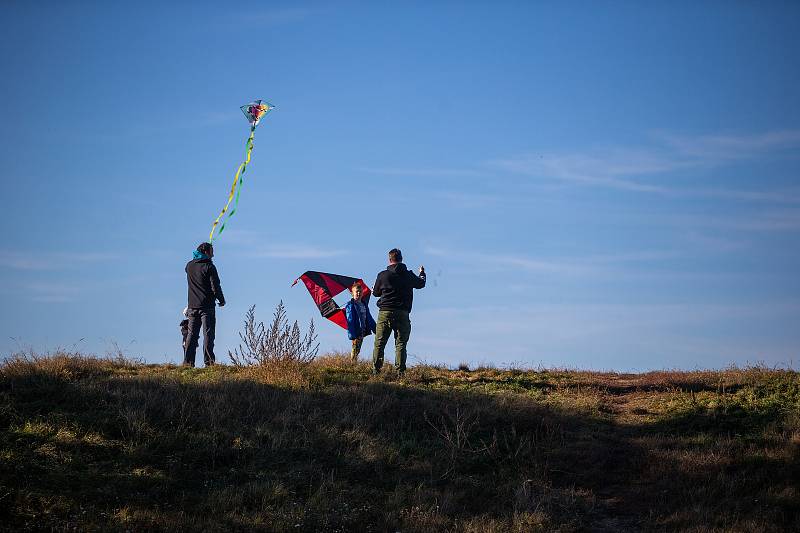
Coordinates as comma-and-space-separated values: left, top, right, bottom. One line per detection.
209, 126, 257, 242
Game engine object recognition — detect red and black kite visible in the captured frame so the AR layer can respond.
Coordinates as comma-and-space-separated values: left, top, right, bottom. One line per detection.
292, 271, 371, 330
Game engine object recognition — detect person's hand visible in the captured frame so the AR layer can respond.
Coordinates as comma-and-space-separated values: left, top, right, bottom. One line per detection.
218, 301, 226, 307
419, 265, 425, 275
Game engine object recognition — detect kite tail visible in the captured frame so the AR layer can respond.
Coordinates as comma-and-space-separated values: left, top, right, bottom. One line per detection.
209, 126, 257, 243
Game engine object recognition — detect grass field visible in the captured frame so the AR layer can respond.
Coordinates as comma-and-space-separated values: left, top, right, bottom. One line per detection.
1, 352, 798, 531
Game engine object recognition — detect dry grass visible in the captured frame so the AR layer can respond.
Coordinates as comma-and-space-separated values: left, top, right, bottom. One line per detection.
1, 352, 798, 532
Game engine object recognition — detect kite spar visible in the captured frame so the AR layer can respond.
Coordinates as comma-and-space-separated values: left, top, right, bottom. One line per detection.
208, 99, 275, 242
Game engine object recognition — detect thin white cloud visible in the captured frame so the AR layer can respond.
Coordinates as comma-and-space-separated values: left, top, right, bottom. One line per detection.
0, 250, 118, 271
357, 166, 485, 178
584, 250, 681, 263
423, 245, 677, 277
494, 148, 683, 192
212, 229, 262, 247
671, 209, 800, 232
686, 187, 800, 204
682, 232, 748, 253
24, 282, 81, 303
360, 129, 800, 204
184, 111, 239, 129
494, 129, 800, 202
420, 302, 800, 331
226, 7, 323, 27
423, 245, 574, 274
738, 209, 800, 231
432, 191, 502, 209
659, 130, 800, 160
219, 231, 346, 259
422, 302, 800, 350
494, 151, 652, 192
411, 302, 800, 369
247, 245, 347, 260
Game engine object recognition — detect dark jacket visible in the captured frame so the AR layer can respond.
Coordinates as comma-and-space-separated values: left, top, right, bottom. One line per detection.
345, 299, 377, 340
185, 258, 225, 309
372, 263, 426, 312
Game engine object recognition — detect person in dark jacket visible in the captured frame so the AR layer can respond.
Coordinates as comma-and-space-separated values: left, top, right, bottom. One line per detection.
371, 248, 425, 375
184, 242, 225, 367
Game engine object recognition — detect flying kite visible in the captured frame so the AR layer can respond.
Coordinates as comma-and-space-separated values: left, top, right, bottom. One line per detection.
292, 271, 371, 329
208, 99, 275, 242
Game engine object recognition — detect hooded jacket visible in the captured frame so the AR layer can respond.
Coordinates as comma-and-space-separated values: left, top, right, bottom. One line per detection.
372, 262, 426, 312
185, 258, 225, 309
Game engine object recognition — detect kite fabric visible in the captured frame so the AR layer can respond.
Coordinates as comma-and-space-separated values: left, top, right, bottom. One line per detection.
292, 271, 371, 330
208, 99, 275, 243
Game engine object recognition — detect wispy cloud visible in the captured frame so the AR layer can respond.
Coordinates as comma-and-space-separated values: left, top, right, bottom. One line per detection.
412, 301, 800, 369
431, 191, 502, 209
735, 209, 800, 231
423, 245, 677, 277
424, 245, 578, 274
218, 230, 345, 259
666, 208, 800, 232
226, 7, 324, 28
212, 229, 262, 247
493, 129, 800, 202
0, 250, 118, 271
362, 130, 800, 204
421, 301, 800, 332
686, 187, 800, 204
682, 232, 748, 253
494, 149, 681, 192
357, 166, 485, 178
24, 282, 81, 303
659, 130, 800, 160
185, 111, 239, 128
245, 245, 346, 260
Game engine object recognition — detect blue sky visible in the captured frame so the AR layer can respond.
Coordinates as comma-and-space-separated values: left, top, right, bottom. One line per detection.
1, 2, 799, 370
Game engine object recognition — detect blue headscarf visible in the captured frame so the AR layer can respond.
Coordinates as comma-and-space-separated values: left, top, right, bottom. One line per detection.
192, 250, 209, 260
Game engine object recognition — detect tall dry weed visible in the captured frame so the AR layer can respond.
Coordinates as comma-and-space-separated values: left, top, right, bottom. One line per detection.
229, 302, 319, 367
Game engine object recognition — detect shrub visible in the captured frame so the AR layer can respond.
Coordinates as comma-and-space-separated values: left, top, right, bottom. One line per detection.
228, 301, 319, 366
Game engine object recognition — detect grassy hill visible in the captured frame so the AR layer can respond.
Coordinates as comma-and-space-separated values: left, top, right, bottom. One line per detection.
1, 353, 798, 532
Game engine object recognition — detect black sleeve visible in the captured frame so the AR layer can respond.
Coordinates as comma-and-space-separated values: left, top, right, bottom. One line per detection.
210, 264, 225, 304
409, 270, 426, 289
372, 273, 383, 297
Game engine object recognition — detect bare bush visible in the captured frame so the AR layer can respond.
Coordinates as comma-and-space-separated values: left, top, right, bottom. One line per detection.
424, 405, 480, 477
229, 301, 319, 366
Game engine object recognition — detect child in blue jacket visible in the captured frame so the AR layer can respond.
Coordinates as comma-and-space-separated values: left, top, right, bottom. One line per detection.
345, 282, 376, 362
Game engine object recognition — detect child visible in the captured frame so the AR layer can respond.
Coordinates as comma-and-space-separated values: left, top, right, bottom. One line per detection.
344, 282, 376, 362
180, 307, 189, 350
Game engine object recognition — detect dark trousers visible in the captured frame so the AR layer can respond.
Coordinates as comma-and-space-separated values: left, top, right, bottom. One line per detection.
184, 307, 216, 366
372, 309, 411, 372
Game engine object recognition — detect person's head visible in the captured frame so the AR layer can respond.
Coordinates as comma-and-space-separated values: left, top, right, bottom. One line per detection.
350, 282, 362, 300
197, 242, 214, 258
388, 248, 402, 264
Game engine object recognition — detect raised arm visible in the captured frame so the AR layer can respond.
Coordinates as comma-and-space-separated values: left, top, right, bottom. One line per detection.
410, 268, 426, 289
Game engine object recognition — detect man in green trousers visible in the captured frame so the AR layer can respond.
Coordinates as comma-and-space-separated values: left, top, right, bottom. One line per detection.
371, 248, 426, 375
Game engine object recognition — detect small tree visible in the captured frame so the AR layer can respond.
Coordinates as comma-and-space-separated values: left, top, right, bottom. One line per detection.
229, 301, 319, 366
